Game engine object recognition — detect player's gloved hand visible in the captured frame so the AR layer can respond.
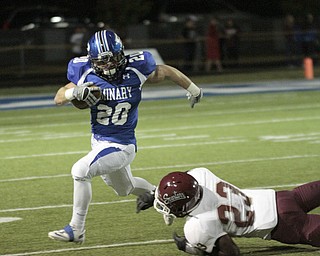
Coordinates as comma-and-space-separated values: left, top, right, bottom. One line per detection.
173, 232, 187, 251
174, 232, 207, 255
136, 190, 155, 213
187, 88, 203, 108
73, 82, 101, 106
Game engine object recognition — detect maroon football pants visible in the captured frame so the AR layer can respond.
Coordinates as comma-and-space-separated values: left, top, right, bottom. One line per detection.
271, 181, 320, 247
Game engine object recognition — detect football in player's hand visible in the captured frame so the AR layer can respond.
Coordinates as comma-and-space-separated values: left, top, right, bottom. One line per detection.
71, 86, 102, 109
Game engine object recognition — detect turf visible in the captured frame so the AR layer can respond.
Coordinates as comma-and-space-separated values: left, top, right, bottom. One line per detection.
0, 87, 319, 255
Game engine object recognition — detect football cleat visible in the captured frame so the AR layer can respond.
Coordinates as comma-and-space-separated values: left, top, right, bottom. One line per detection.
48, 225, 85, 244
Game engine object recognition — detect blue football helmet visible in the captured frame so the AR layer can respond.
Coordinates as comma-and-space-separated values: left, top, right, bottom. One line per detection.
87, 30, 127, 82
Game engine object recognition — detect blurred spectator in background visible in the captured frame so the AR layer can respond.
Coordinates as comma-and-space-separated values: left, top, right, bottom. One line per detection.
283, 14, 298, 67
70, 26, 88, 57
224, 18, 240, 67
301, 13, 319, 61
181, 15, 199, 73
205, 17, 223, 73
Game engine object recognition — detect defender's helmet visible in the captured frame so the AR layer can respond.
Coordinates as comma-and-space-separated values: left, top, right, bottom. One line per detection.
154, 172, 203, 218
87, 30, 127, 82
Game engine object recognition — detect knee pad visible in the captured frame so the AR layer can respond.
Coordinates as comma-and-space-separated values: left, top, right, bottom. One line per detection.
71, 159, 91, 181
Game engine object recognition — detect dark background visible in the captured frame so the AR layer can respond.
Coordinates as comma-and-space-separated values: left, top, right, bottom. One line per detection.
2, 0, 320, 27
1, 0, 320, 87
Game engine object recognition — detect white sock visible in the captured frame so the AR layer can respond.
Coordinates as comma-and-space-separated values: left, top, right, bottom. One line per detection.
131, 177, 155, 196
70, 179, 92, 231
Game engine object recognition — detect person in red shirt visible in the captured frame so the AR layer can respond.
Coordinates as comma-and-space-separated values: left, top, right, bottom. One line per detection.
205, 17, 223, 73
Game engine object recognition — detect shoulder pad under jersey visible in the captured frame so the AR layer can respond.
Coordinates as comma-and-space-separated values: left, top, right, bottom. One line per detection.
67, 56, 92, 84
126, 51, 156, 77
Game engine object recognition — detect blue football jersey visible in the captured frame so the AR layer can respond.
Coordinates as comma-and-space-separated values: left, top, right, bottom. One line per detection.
67, 51, 157, 147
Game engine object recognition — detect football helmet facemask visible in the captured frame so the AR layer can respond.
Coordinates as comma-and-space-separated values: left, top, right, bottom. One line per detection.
154, 171, 203, 218
87, 30, 127, 82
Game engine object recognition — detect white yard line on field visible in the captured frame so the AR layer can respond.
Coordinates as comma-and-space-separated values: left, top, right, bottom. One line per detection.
1, 139, 246, 159
0, 199, 134, 213
136, 116, 320, 133
161, 104, 320, 119
132, 154, 320, 171
0, 239, 172, 256
0, 98, 308, 122
0, 133, 178, 143
0, 180, 311, 214
0, 174, 70, 182
2, 151, 88, 159
0, 103, 319, 132
0, 154, 318, 184
163, 135, 210, 140
0, 113, 319, 145
0, 133, 89, 143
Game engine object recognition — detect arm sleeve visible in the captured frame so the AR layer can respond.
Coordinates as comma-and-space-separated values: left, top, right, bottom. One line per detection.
184, 216, 227, 254
67, 57, 92, 85
138, 51, 157, 77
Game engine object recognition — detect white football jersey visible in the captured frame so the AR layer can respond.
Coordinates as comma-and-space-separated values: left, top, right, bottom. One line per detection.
184, 167, 277, 253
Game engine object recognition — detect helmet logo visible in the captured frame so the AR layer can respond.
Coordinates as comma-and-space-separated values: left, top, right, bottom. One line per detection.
99, 51, 113, 60
163, 191, 186, 204
115, 34, 122, 46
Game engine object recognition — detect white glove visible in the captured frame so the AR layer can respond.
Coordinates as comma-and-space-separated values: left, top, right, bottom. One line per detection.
187, 88, 203, 108
163, 214, 175, 226
73, 82, 101, 106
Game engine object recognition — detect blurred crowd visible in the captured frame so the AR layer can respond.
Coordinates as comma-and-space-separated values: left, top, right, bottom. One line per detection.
283, 13, 319, 67
178, 12, 320, 75
2, 10, 320, 78
180, 15, 240, 75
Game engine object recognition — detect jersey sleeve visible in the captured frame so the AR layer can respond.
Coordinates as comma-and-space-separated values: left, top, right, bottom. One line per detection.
129, 51, 156, 77
142, 51, 156, 76
184, 214, 227, 253
188, 167, 221, 191
67, 57, 92, 85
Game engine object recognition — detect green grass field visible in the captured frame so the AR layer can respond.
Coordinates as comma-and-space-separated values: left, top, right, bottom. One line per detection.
0, 87, 320, 255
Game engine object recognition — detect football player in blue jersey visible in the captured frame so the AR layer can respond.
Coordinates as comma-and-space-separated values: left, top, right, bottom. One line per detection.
48, 30, 203, 244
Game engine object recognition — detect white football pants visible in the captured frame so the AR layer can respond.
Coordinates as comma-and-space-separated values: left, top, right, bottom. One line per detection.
69, 136, 155, 230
